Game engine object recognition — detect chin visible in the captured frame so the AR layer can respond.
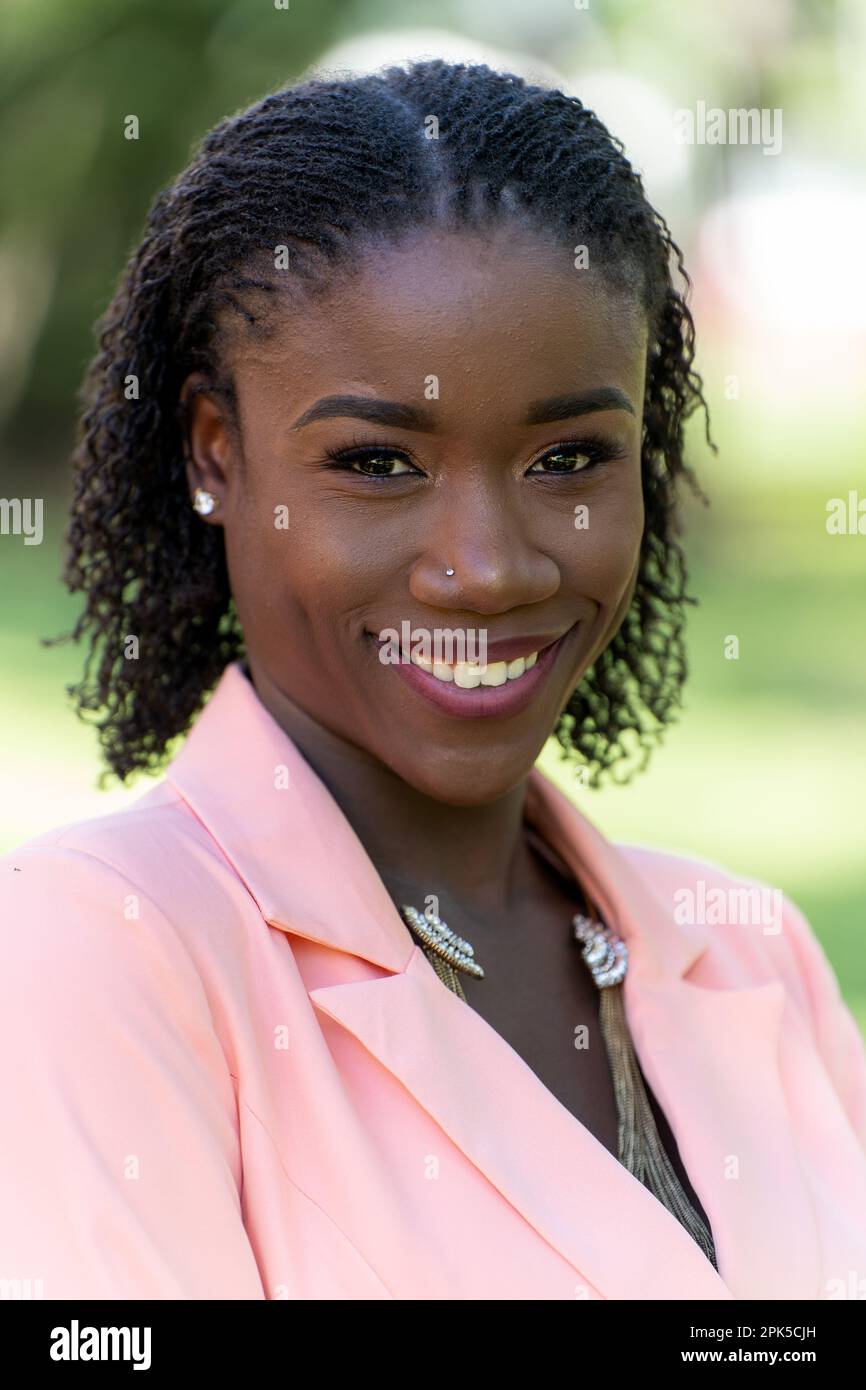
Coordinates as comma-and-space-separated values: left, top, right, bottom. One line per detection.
391, 746, 538, 807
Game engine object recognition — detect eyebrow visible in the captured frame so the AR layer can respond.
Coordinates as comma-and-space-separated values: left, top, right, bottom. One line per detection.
288, 386, 636, 432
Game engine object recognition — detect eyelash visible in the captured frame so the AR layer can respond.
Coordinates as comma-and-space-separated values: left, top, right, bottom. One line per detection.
317, 433, 628, 482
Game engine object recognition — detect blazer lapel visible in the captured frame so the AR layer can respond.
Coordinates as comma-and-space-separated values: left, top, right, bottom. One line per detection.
520, 772, 824, 1300
621, 967, 818, 1299
308, 950, 733, 1299
167, 662, 822, 1299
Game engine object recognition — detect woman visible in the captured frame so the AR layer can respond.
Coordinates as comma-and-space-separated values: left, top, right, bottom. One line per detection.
2, 59, 865, 1301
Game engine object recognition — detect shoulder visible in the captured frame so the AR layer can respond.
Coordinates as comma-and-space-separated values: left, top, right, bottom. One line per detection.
0, 779, 261, 1061
0, 791, 264, 1296
0, 780, 249, 1121
615, 839, 866, 1148
615, 837, 824, 993
616, 839, 738, 890
5, 777, 208, 881
616, 835, 800, 942
0, 778, 252, 965
0, 786, 219, 1030
616, 837, 772, 903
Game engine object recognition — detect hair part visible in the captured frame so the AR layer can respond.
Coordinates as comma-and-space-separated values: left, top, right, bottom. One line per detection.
46, 57, 714, 788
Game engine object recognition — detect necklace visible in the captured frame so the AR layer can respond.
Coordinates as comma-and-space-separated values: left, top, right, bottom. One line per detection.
398, 841, 719, 1273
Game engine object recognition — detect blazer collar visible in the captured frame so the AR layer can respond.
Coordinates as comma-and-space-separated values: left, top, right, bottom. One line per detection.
166, 660, 822, 1299
166, 659, 708, 982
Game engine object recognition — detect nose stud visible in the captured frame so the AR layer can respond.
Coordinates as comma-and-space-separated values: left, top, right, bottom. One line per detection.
445, 567, 454, 576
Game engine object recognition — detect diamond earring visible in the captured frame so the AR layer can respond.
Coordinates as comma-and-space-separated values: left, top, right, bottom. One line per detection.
445, 567, 454, 576
192, 487, 219, 516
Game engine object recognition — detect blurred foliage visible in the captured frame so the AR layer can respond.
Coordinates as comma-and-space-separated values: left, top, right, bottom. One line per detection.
0, 0, 350, 468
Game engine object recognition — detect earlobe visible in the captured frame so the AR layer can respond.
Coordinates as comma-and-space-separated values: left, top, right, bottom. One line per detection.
185, 457, 224, 522
180, 374, 234, 517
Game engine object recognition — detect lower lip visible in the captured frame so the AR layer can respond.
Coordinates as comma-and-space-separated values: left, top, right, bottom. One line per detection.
367, 623, 579, 720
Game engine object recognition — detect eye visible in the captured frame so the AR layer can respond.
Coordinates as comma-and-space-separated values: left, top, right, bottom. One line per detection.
526, 435, 627, 477
320, 441, 421, 480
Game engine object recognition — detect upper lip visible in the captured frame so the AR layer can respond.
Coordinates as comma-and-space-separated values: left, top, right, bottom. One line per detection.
370, 627, 574, 663
477, 632, 569, 662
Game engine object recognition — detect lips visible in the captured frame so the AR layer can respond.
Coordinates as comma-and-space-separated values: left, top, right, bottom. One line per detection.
367, 627, 567, 664
478, 632, 567, 662
366, 620, 581, 721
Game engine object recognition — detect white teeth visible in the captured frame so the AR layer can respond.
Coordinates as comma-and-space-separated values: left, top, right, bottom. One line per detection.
410, 649, 541, 686
453, 661, 482, 689
480, 662, 507, 687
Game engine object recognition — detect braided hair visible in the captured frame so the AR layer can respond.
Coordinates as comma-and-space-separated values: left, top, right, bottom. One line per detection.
47, 58, 713, 787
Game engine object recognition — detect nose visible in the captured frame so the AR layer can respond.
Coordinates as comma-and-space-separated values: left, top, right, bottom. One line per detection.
407, 478, 561, 616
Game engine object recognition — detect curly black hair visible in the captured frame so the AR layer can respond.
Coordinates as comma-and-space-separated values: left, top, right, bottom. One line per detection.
46, 58, 714, 789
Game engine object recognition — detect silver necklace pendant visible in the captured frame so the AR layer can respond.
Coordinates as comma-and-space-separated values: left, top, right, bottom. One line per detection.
573, 912, 628, 988
400, 904, 486, 979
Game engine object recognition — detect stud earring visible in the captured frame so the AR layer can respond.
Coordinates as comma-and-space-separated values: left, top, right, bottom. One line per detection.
445, 567, 454, 576
192, 487, 219, 516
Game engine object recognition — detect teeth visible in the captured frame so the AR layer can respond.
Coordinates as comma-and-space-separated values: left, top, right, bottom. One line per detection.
480, 662, 507, 687
410, 649, 541, 686
454, 661, 482, 689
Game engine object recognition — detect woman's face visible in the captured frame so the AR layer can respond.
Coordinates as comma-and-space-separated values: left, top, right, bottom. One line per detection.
183, 224, 647, 805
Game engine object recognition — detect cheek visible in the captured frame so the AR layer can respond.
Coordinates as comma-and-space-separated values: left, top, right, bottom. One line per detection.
274, 517, 386, 597
225, 483, 388, 637
561, 474, 644, 594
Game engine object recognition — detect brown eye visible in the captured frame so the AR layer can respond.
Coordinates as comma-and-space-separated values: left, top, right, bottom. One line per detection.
526, 435, 627, 477
321, 442, 422, 478
348, 452, 414, 476
528, 448, 594, 474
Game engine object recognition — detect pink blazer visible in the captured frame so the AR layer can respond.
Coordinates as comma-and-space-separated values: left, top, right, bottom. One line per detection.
2, 659, 865, 1300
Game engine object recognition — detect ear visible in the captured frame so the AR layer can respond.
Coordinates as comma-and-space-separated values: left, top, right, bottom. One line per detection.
179, 371, 237, 524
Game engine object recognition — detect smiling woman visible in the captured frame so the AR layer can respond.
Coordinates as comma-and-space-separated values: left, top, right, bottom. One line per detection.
183, 220, 650, 794
1, 59, 865, 1303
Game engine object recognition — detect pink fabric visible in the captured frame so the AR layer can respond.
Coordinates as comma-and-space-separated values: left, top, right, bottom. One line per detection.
1, 659, 865, 1300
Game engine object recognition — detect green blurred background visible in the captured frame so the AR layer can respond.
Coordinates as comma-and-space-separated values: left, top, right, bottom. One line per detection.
1, 0, 864, 1032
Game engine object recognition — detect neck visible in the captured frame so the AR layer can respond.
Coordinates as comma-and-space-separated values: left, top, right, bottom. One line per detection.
244, 659, 535, 921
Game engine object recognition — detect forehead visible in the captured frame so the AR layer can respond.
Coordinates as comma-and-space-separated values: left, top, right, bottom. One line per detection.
227, 225, 648, 417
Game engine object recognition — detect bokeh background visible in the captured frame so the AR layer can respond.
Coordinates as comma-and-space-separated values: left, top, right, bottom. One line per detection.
1, 0, 864, 1031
